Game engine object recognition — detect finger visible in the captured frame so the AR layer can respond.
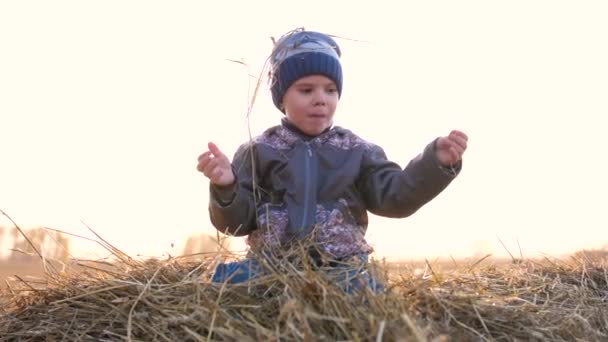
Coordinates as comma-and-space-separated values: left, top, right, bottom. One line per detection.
448, 135, 468, 151
436, 137, 451, 150
449, 130, 468, 142
197, 151, 211, 162
203, 158, 220, 177
450, 146, 461, 163
446, 139, 465, 156
196, 152, 212, 172
208, 142, 226, 159
439, 137, 465, 155
205, 159, 230, 180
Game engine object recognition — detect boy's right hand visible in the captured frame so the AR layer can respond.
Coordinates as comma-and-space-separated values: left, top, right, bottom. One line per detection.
197, 142, 235, 187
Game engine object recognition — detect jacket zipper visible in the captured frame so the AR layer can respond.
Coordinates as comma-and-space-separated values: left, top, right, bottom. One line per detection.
301, 142, 313, 230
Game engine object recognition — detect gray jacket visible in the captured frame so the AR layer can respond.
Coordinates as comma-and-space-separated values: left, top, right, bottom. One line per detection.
209, 120, 461, 259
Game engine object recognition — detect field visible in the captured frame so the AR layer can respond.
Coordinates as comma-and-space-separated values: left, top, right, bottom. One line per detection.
1, 260, 45, 285
1, 248, 607, 341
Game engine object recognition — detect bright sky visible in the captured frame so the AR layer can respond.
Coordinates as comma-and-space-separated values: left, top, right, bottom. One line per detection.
1, 1, 607, 261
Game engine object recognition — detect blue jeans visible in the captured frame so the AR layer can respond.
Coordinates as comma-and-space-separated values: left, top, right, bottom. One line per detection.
211, 253, 384, 294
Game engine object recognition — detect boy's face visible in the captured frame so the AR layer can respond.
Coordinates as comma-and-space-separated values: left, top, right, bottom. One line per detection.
282, 75, 339, 136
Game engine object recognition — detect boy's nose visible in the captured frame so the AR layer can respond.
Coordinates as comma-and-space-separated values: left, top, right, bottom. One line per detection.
313, 91, 327, 106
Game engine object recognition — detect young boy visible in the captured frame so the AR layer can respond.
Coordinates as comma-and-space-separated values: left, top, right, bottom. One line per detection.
197, 29, 468, 287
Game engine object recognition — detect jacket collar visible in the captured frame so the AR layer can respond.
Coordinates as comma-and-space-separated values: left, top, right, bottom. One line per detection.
281, 117, 333, 141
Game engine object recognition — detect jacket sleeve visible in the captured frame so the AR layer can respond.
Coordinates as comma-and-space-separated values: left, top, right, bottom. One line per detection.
357, 138, 461, 218
208, 142, 259, 236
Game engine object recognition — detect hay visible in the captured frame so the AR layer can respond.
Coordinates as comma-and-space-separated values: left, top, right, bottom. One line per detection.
1, 249, 607, 342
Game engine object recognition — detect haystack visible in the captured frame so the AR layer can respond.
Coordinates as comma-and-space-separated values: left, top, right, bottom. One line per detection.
2, 245, 607, 341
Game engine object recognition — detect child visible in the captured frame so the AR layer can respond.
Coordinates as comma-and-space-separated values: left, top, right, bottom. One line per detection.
197, 29, 468, 289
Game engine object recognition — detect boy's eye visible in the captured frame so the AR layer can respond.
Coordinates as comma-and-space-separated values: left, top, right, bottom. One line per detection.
298, 88, 312, 94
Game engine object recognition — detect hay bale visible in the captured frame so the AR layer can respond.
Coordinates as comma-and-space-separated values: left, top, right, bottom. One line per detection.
572, 248, 608, 265
1, 250, 607, 341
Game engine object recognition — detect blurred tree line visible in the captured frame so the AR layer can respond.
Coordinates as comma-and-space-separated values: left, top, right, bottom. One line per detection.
0, 226, 231, 262
0, 226, 70, 261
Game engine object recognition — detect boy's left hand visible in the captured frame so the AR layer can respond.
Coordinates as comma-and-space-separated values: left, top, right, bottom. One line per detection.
435, 130, 468, 167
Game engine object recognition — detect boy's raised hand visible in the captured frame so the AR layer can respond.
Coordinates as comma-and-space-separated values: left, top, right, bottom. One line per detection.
435, 130, 468, 167
197, 142, 235, 186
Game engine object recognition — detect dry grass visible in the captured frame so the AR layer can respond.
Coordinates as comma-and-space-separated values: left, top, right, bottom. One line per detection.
1, 246, 607, 341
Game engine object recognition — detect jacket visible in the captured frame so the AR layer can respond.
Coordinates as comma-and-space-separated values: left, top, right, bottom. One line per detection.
208, 119, 461, 259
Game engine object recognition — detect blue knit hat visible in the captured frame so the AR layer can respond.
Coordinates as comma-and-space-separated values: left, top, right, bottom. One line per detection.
269, 29, 343, 111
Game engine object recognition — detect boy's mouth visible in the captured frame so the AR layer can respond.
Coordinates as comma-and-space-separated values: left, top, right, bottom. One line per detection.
308, 114, 326, 119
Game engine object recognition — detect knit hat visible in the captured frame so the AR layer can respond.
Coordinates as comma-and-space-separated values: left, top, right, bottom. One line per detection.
269, 29, 343, 111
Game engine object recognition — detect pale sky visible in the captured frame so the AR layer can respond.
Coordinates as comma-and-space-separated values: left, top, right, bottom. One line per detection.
1, 1, 607, 261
